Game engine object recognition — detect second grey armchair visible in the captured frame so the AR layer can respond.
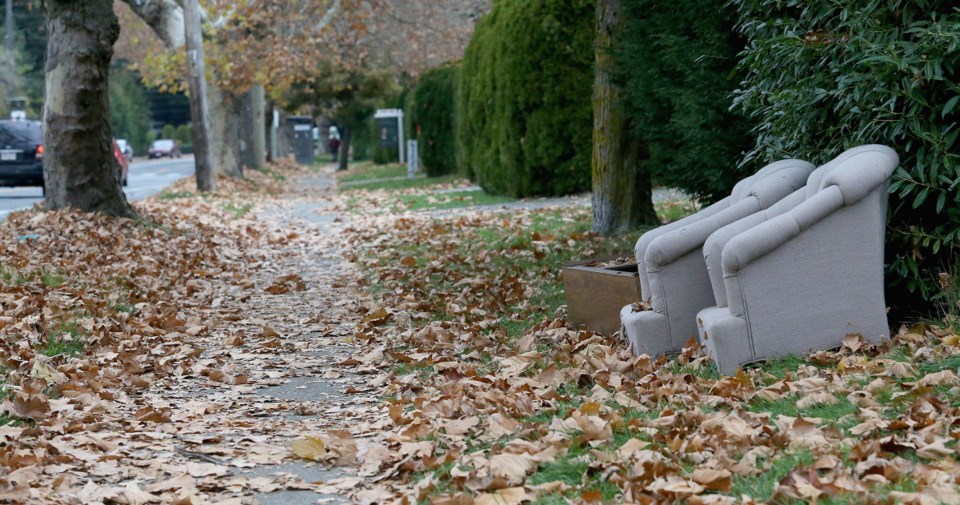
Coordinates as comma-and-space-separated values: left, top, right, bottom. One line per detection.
697, 145, 898, 375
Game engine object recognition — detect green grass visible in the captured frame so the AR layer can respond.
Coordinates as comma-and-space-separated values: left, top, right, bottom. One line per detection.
260, 167, 286, 181
879, 346, 914, 363
110, 302, 136, 314
223, 202, 254, 218
655, 198, 699, 224
412, 461, 459, 505
0, 268, 70, 289
337, 162, 411, 183
530, 457, 588, 487
668, 361, 721, 381
754, 355, 810, 384
0, 266, 29, 286
340, 174, 461, 193
917, 354, 960, 375
0, 414, 30, 427
391, 363, 436, 382
528, 444, 621, 503
159, 190, 196, 200
397, 190, 514, 211
41, 271, 67, 288
730, 450, 814, 501
748, 393, 858, 427
43, 322, 86, 357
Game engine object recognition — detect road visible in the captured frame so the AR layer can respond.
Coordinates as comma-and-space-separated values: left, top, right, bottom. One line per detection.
0, 157, 195, 220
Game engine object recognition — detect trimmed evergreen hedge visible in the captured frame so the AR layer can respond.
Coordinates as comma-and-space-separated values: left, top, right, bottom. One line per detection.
733, 0, 960, 308
618, 0, 753, 203
457, 0, 595, 197
412, 65, 458, 177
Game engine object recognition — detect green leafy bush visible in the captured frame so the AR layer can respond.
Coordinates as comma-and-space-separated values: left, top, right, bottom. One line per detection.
733, 0, 960, 308
411, 65, 458, 177
457, 0, 595, 197
618, 0, 754, 202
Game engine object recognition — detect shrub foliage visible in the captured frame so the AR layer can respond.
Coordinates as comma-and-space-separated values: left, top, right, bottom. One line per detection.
412, 65, 458, 177
618, 0, 754, 203
457, 0, 595, 197
733, 0, 960, 306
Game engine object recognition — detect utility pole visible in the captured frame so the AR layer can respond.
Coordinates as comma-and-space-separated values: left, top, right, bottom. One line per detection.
4, 0, 12, 54
183, 0, 216, 192
251, 84, 266, 170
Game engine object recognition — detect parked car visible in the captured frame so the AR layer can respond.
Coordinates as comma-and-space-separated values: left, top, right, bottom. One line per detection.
0, 120, 43, 189
148, 139, 181, 159
116, 139, 133, 161
113, 139, 129, 186
0, 121, 128, 192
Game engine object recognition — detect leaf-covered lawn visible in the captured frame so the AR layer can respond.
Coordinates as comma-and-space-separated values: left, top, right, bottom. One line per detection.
337, 187, 960, 504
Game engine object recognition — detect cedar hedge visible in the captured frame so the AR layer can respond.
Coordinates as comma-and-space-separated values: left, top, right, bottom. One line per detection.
456, 0, 595, 197
618, 0, 754, 203
411, 64, 458, 177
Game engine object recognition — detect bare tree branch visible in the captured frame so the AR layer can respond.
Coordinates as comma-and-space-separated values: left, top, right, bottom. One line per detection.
122, 0, 185, 48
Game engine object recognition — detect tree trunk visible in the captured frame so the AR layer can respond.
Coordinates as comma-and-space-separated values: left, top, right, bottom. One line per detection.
251, 84, 267, 170
591, 0, 657, 235
234, 89, 258, 172
338, 126, 351, 171
184, 0, 215, 192
43, 0, 135, 218
206, 81, 243, 177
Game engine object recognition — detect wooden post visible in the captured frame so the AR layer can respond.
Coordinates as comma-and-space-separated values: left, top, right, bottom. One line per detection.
183, 0, 215, 192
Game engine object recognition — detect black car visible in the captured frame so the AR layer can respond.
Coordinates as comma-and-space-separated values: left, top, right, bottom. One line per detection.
0, 120, 43, 188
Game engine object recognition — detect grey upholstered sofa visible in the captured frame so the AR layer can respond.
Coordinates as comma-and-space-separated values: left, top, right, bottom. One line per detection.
697, 145, 898, 375
620, 159, 815, 357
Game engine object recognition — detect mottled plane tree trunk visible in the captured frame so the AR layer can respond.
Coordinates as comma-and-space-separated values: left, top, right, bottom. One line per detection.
591, 0, 657, 235
43, 0, 136, 218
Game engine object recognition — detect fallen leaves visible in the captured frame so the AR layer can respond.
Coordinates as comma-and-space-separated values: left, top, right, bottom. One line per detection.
291, 436, 328, 461
336, 192, 960, 504
0, 162, 380, 503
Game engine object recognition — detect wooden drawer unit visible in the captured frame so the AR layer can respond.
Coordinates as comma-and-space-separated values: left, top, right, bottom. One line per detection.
562, 256, 641, 336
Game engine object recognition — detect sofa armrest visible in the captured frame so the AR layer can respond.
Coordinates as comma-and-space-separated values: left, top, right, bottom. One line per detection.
703, 189, 808, 306
636, 196, 731, 300
644, 197, 761, 269
635, 196, 730, 261
721, 186, 845, 275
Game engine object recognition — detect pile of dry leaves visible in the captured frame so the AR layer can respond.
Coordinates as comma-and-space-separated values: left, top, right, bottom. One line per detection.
163, 156, 310, 198
0, 193, 302, 502
337, 203, 960, 504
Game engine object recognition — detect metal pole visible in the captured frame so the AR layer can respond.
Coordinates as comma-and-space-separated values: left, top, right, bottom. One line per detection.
270, 108, 279, 161
398, 110, 405, 164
